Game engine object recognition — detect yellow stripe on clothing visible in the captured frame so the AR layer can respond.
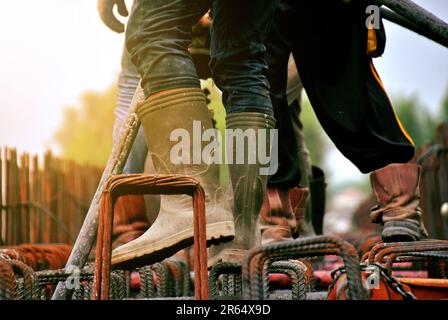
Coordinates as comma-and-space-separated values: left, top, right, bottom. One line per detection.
369, 62, 415, 146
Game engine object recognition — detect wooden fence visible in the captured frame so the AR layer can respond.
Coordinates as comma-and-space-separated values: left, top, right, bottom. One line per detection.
0, 147, 102, 246
417, 122, 448, 240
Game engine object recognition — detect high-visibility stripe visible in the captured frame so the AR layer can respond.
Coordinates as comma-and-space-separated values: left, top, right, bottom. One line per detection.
369, 62, 415, 146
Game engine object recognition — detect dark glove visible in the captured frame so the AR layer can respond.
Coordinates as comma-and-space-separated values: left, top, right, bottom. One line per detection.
97, 0, 129, 33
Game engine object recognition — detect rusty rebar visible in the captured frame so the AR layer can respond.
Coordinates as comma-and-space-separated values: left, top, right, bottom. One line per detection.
165, 260, 189, 297
367, 240, 448, 265
9, 259, 34, 300
152, 263, 171, 297
138, 266, 156, 298
384, 250, 448, 271
251, 247, 340, 300
364, 239, 448, 264
208, 262, 242, 300
268, 261, 307, 300
0, 257, 17, 300
92, 174, 209, 300
242, 236, 366, 300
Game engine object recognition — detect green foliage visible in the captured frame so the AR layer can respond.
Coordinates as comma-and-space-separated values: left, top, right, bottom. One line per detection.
392, 94, 437, 148
300, 93, 328, 167
201, 79, 230, 188
441, 85, 448, 122
54, 85, 117, 166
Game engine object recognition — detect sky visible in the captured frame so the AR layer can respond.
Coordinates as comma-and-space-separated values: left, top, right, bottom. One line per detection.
0, 0, 447, 185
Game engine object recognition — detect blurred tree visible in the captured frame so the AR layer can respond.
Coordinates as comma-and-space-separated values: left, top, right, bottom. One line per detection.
54, 85, 117, 166
300, 94, 328, 167
441, 85, 448, 121
393, 94, 437, 148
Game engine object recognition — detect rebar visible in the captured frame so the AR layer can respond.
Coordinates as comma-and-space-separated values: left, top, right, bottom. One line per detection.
8, 259, 34, 300
208, 262, 242, 300
0, 258, 17, 300
138, 266, 156, 298
92, 174, 208, 300
152, 263, 170, 297
242, 236, 366, 300
364, 239, 448, 264
268, 261, 307, 300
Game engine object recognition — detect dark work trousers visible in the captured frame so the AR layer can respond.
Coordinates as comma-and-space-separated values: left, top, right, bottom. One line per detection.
125, 0, 209, 97
126, 0, 279, 117
209, 0, 279, 116
265, 0, 415, 184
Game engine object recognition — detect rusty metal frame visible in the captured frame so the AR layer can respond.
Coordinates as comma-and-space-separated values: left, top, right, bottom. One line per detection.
241, 235, 367, 300
91, 174, 208, 300
52, 86, 144, 300
384, 251, 448, 274
364, 240, 448, 265
362, 240, 448, 275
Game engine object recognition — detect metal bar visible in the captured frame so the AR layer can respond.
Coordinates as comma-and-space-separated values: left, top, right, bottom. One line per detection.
193, 185, 208, 299
209, 262, 241, 299
92, 174, 208, 300
380, 8, 448, 49
52, 85, 144, 300
377, 0, 448, 48
242, 236, 366, 300
367, 239, 448, 264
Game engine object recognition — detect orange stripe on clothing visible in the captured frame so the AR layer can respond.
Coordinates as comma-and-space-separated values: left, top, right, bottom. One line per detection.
369, 62, 415, 146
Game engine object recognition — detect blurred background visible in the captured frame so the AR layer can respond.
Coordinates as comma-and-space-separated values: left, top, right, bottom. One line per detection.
0, 0, 447, 235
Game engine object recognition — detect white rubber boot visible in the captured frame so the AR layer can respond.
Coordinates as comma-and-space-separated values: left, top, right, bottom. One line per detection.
112, 88, 234, 268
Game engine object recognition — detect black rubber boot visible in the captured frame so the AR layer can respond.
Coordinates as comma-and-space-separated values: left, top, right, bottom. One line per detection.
309, 166, 327, 236
208, 112, 276, 266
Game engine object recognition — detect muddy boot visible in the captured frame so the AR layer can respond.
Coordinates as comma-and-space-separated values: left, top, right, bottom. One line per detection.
289, 187, 310, 238
111, 88, 235, 268
260, 187, 297, 244
370, 163, 428, 242
112, 195, 151, 250
208, 112, 276, 266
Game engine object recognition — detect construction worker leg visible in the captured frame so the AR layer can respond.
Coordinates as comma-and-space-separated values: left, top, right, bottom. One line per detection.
207, 0, 279, 265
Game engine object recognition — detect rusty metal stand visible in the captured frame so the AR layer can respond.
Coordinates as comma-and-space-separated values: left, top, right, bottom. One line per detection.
51, 86, 144, 300
91, 174, 209, 300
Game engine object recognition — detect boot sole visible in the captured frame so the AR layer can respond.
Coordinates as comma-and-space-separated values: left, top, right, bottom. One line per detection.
111, 221, 234, 269
382, 221, 422, 242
